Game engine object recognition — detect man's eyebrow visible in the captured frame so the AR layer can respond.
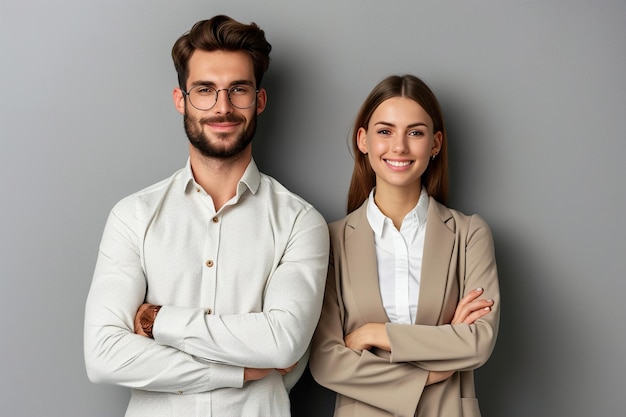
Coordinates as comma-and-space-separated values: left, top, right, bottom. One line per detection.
189, 79, 255, 87
188, 79, 255, 88
189, 80, 216, 88
230, 79, 255, 87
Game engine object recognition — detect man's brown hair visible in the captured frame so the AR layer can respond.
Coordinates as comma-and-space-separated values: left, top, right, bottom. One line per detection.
172, 15, 272, 90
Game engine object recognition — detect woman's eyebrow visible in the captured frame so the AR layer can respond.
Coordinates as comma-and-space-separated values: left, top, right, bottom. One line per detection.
373, 121, 428, 128
373, 121, 395, 127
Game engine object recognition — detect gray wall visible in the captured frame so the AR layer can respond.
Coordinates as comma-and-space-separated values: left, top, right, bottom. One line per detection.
1, 1, 624, 416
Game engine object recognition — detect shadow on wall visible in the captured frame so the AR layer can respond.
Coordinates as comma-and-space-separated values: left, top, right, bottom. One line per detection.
252, 62, 305, 193
475, 228, 535, 416
475, 227, 557, 417
252, 66, 290, 177
251, 57, 344, 221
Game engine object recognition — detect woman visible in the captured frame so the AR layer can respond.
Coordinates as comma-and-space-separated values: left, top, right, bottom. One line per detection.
309, 75, 500, 417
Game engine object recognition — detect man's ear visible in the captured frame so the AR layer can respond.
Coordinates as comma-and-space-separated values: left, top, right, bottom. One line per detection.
173, 88, 185, 115
256, 88, 267, 115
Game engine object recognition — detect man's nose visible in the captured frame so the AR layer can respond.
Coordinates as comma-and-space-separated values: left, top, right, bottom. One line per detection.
213, 89, 233, 113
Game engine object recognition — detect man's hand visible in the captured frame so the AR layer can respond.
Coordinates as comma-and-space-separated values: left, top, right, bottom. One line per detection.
276, 362, 298, 376
134, 303, 161, 338
244, 363, 298, 382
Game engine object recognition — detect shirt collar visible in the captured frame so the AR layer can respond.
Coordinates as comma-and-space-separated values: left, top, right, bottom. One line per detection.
182, 157, 261, 196
238, 159, 261, 195
183, 158, 195, 193
366, 187, 430, 236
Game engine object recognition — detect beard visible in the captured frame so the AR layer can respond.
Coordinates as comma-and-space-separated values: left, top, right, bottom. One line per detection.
184, 111, 257, 159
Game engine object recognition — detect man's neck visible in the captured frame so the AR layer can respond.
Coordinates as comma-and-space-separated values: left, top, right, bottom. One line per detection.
189, 145, 252, 211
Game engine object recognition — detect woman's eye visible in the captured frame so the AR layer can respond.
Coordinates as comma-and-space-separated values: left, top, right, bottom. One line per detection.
377, 129, 391, 135
409, 130, 424, 136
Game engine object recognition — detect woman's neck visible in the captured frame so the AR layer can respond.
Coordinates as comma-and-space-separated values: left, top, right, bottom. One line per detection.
373, 183, 422, 230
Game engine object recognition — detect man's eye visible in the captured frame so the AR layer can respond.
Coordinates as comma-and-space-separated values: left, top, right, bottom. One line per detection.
195, 87, 215, 95
230, 85, 250, 95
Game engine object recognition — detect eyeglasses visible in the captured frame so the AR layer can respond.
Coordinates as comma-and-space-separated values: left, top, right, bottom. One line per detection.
182, 84, 259, 111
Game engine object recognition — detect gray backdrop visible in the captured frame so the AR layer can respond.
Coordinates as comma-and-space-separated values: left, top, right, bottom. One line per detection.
1, 1, 625, 416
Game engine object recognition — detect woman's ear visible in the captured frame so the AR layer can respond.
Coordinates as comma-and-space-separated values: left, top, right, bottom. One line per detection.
432, 131, 443, 155
357, 127, 368, 154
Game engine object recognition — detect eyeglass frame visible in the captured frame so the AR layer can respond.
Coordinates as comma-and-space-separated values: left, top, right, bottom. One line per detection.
181, 84, 260, 111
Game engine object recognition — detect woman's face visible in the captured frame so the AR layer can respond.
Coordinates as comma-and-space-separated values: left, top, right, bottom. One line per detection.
357, 97, 442, 192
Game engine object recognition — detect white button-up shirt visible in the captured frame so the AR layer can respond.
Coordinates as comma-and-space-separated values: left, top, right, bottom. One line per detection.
84, 159, 329, 417
366, 188, 429, 324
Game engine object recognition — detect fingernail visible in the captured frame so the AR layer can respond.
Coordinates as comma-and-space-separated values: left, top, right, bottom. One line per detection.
476, 287, 483, 292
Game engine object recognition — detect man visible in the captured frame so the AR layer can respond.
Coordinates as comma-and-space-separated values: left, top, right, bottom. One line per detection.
84, 15, 329, 417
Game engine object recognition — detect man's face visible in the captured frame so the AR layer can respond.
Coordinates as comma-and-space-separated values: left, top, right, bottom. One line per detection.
174, 50, 267, 159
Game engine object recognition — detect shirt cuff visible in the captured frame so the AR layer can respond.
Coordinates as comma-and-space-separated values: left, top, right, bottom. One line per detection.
154, 306, 245, 390
152, 305, 199, 350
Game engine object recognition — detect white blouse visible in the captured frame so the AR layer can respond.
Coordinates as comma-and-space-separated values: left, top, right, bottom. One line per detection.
366, 188, 429, 324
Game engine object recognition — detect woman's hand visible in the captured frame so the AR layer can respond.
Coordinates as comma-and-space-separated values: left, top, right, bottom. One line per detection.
451, 287, 494, 325
345, 323, 389, 351
426, 370, 454, 385
344, 289, 494, 384
427, 288, 494, 385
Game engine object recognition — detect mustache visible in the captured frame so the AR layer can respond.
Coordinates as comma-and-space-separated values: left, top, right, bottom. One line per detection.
200, 115, 245, 124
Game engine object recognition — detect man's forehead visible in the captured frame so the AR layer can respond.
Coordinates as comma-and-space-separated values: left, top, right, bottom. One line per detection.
187, 50, 254, 79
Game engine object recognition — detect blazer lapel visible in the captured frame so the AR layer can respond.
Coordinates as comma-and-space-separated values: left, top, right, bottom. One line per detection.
416, 197, 455, 325
344, 203, 390, 324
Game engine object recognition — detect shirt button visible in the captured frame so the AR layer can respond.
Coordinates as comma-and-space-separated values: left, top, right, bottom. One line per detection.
177, 391, 183, 395
205, 260, 214, 268
196, 188, 201, 193
212, 216, 219, 223
205, 308, 213, 315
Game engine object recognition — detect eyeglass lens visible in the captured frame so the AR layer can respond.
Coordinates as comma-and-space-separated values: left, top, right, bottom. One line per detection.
187, 85, 257, 110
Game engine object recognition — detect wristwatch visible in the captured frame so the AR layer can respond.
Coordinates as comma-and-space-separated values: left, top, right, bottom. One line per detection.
140, 305, 161, 338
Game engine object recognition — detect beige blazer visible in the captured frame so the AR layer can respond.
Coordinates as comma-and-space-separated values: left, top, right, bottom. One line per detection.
310, 198, 500, 417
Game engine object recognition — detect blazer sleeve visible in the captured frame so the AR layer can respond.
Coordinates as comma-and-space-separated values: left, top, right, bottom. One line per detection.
309, 247, 429, 417
386, 214, 500, 371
